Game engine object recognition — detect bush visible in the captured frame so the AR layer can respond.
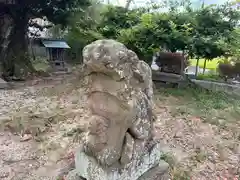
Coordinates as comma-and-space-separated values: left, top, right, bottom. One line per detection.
234, 62, 240, 76
218, 62, 235, 80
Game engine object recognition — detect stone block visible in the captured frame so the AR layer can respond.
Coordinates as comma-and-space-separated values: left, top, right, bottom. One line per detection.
75, 144, 162, 180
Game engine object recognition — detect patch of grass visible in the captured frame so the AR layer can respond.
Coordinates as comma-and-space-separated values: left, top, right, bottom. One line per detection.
32, 57, 50, 72
0, 106, 69, 138
192, 148, 207, 163
160, 149, 206, 180
216, 144, 229, 161
161, 152, 176, 168
197, 73, 221, 81
161, 153, 191, 180
158, 86, 236, 110
63, 126, 85, 143
156, 86, 240, 126
172, 168, 191, 180
190, 58, 221, 70
170, 106, 189, 117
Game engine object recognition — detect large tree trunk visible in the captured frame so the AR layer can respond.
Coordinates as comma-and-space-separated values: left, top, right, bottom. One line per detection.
0, 14, 13, 74
2, 10, 35, 80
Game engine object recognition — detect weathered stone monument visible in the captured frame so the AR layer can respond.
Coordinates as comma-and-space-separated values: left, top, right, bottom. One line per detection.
69, 39, 169, 180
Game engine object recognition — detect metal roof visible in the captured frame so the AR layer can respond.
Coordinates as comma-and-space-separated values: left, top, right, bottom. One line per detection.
41, 40, 70, 49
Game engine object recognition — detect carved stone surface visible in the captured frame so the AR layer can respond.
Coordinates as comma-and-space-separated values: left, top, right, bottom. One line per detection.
75, 144, 162, 180
74, 39, 169, 180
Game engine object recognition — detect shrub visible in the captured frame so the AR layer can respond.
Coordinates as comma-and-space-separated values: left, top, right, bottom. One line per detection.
234, 62, 240, 76
197, 73, 221, 81
218, 63, 234, 80
217, 61, 240, 80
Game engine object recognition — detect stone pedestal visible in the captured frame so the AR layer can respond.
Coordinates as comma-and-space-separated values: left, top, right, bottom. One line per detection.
75, 144, 169, 180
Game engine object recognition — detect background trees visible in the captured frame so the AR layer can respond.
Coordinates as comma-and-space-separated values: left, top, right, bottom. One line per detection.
1, 0, 239, 79
96, 1, 239, 66
0, 0, 90, 78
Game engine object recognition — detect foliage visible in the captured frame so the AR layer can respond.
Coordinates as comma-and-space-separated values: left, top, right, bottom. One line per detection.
98, 5, 142, 39
197, 73, 221, 81
31, 57, 50, 72
30, 0, 91, 26
1, 0, 91, 37
3, 0, 237, 76
156, 86, 240, 125
46, 0, 105, 63
0, 0, 91, 78
66, 27, 103, 63
223, 28, 240, 58
156, 86, 240, 139
218, 61, 240, 80
190, 4, 239, 59
43, 0, 240, 68
93, 2, 239, 64
64, 1, 104, 63
117, 11, 194, 62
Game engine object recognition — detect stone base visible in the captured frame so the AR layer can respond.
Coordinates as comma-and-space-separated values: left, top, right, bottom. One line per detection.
74, 144, 169, 180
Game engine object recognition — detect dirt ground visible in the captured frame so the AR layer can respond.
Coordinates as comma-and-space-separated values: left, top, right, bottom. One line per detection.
0, 73, 239, 180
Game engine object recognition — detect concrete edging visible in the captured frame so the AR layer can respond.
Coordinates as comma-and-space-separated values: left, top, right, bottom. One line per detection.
191, 79, 240, 97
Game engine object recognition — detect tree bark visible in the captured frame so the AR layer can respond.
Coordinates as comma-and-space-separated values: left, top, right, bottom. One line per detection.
195, 57, 199, 77
1, 14, 14, 79
2, 10, 35, 80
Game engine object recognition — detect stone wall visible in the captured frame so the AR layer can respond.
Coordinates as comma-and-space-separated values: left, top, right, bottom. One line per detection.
192, 79, 240, 97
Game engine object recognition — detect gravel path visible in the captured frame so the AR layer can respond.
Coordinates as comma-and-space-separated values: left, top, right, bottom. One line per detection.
0, 75, 86, 180
0, 74, 239, 180
154, 99, 240, 180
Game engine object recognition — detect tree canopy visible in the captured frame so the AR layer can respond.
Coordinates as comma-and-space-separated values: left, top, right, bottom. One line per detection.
0, 0, 90, 79
96, 2, 239, 63
1, 0, 90, 25
1, 0, 240, 78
